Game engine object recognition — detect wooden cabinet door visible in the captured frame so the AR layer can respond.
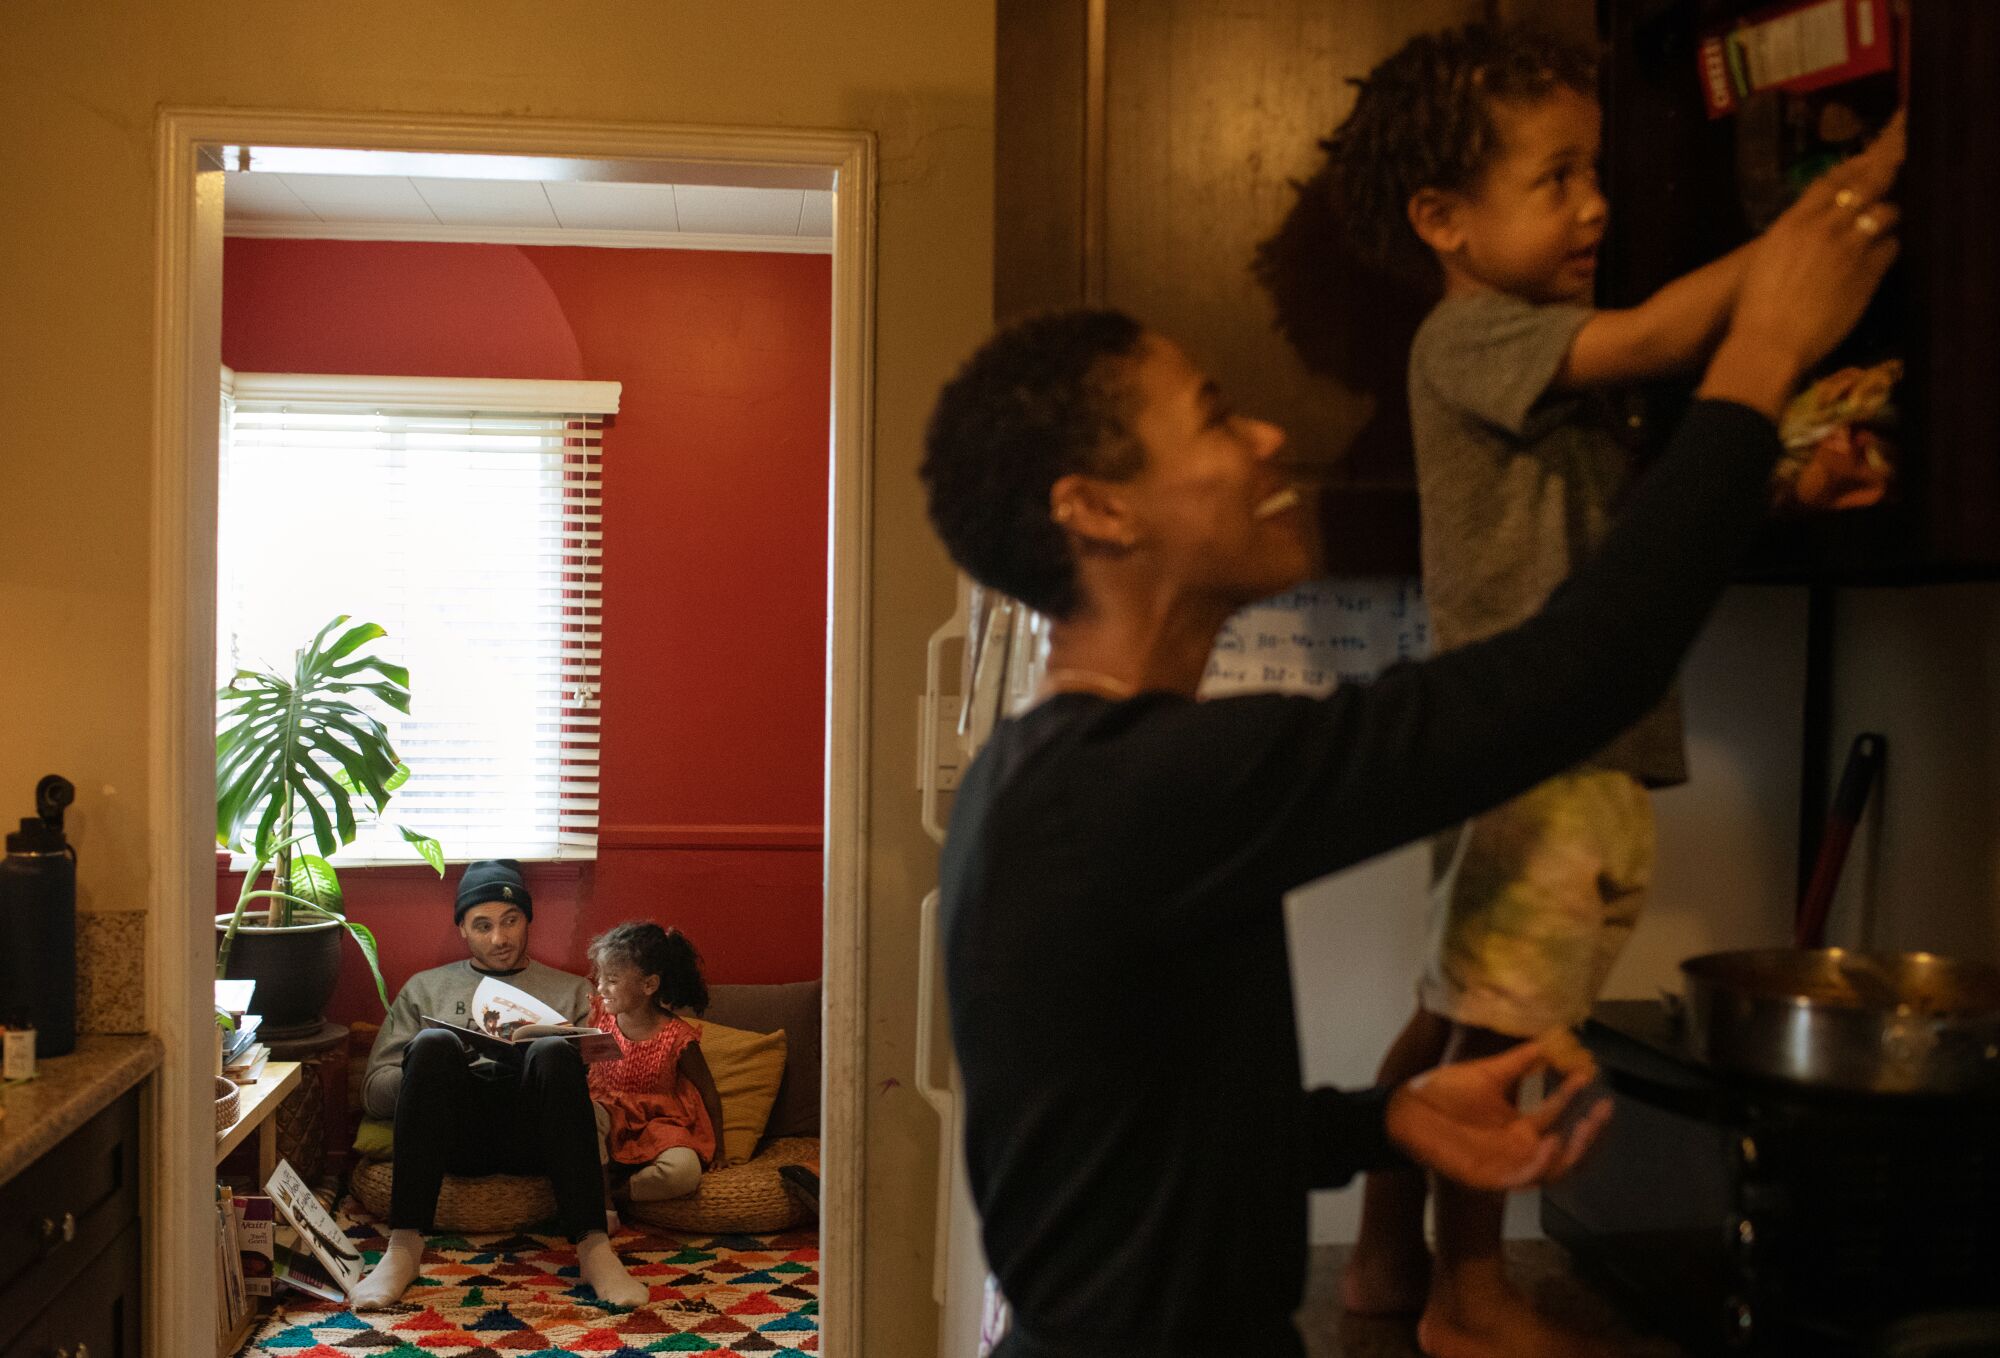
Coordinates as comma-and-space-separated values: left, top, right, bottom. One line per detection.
1599, 0, 2000, 581
997, 0, 1490, 574
0, 1222, 141, 1358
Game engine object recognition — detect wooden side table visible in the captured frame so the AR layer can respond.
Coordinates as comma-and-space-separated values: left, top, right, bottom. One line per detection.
214, 1061, 302, 1185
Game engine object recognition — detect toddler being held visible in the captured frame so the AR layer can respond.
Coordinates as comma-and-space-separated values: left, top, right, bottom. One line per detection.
586, 921, 725, 1203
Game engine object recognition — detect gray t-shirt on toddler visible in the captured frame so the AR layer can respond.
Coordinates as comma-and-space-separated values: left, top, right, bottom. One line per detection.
1408, 290, 1686, 788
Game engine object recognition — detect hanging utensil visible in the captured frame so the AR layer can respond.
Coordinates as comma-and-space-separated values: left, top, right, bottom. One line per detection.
1793, 731, 1886, 948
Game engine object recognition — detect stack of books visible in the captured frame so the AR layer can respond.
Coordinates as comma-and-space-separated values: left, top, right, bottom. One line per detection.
216, 979, 268, 1085
214, 1184, 275, 1344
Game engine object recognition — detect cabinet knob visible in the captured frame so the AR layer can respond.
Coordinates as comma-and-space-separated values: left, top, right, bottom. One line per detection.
40, 1212, 76, 1246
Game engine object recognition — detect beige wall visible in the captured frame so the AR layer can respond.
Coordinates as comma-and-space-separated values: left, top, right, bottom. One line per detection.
0, 4, 988, 1352
1825, 585, 2000, 960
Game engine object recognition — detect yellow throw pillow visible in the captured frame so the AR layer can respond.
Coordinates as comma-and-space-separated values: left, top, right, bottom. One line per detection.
690, 1018, 788, 1166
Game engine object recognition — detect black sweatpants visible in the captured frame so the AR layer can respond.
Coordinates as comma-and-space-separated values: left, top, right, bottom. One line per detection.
390, 1028, 606, 1241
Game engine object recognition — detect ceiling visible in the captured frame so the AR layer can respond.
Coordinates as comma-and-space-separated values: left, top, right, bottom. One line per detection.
223, 172, 835, 254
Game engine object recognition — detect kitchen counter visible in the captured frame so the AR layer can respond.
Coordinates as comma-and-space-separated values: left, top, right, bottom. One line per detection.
0, 1034, 162, 1186
1299, 1242, 1691, 1357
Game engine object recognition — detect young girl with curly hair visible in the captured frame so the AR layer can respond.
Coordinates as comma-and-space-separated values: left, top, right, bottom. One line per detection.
586, 921, 725, 1202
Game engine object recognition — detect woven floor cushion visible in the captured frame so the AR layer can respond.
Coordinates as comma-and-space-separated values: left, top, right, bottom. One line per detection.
625, 1137, 820, 1235
349, 1159, 557, 1233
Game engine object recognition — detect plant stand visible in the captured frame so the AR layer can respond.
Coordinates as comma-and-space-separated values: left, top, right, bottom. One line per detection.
264, 1023, 348, 1188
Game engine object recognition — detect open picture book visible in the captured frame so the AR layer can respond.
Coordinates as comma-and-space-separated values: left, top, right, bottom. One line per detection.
266, 1158, 365, 1299
421, 973, 620, 1063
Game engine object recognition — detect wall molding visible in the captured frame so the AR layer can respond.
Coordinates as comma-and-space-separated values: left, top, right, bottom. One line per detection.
598, 822, 823, 851
227, 219, 833, 255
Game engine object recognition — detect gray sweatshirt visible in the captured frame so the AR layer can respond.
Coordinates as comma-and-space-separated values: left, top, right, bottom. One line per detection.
361, 958, 594, 1119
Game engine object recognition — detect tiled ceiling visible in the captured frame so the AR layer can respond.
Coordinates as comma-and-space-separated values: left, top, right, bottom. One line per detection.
224, 172, 834, 252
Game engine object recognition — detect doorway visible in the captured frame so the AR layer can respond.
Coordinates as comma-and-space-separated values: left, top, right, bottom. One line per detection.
151, 107, 872, 1356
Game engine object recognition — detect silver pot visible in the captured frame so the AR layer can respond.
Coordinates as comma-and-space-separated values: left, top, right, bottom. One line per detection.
1680, 947, 2000, 1096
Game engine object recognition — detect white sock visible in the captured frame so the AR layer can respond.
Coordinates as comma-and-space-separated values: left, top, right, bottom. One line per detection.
350, 1228, 424, 1309
576, 1230, 647, 1308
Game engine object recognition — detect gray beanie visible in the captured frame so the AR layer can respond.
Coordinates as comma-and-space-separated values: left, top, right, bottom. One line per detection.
454, 858, 532, 923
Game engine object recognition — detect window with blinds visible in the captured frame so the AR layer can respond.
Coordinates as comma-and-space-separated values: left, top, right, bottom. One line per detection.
217, 371, 620, 863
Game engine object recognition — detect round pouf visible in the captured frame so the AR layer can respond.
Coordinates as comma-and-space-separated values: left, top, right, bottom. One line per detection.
349, 1159, 558, 1233
626, 1137, 820, 1235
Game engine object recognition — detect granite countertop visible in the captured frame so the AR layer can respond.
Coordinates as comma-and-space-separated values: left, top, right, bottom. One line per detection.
0, 1034, 163, 1186
1300, 1242, 1691, 1357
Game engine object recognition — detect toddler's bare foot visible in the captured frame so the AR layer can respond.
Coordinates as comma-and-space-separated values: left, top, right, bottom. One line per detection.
1340, 1245, 1431, 1316
1417, 1280, 1618, 1358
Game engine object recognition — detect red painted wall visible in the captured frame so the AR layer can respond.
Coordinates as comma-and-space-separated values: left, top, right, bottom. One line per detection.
220, 239, 829, 1024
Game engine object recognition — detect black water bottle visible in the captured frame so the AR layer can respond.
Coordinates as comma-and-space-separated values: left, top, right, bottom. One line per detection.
0, 775, 77, 1058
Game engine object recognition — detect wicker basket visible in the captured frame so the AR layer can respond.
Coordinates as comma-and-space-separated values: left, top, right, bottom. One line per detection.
215, 1076, 241, 1134
626, 1136, 820, 1235
349, 1159, 558, 1233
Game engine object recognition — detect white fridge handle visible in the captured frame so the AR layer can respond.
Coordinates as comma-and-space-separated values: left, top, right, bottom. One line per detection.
922, 609, 960, 846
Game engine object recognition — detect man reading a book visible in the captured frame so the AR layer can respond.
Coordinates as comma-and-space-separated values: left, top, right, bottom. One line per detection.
352, 859, 647, 1308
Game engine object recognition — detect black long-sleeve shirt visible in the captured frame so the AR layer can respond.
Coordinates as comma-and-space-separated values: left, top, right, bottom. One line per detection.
940, 400, 1781, 1357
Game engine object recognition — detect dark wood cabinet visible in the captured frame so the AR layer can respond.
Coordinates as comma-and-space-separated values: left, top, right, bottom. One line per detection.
996, 0, 1490, 574
1599, 0, 2000, 582
999, 0, 2000, 582
0, 1090, 143, 1358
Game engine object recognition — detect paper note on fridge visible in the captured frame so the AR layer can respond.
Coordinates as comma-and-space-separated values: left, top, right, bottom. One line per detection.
1201, 578, 1432, 698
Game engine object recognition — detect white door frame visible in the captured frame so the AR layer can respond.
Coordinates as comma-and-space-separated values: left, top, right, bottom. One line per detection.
150, 108, 873, 1356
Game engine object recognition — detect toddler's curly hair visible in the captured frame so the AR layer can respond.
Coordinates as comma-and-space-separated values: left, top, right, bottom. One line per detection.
588, 920, 710, 1016
1263, 24, 1597, 298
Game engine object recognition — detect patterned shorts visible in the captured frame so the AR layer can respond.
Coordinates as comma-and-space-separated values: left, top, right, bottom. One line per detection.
1418, 767, 1654, 1037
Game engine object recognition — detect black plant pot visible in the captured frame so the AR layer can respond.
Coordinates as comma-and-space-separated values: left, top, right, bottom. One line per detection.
214, 912, 343, 1040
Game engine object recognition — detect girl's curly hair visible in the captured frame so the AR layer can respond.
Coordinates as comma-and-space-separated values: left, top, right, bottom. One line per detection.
587, 920, 709, 1015
1262, 24, 1597, 302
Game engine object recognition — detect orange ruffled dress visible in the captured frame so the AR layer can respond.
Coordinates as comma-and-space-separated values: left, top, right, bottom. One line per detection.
586, 995, 718, 1168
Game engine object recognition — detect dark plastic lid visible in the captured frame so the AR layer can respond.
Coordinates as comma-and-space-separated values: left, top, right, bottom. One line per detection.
6, 816, 65, 854
7, 776, 72, 855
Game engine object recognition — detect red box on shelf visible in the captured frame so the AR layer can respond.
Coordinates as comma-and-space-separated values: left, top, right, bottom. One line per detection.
1698, 0, 1896, 117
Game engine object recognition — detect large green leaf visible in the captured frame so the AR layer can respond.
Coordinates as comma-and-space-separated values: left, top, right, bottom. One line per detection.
343, 919, 391, 1010
398, 824, 446, 875
284, 854, 344, 916
215, 614, 425, 864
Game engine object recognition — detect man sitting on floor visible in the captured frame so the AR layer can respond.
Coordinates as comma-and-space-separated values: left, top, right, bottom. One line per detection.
351, 859, 646, 1309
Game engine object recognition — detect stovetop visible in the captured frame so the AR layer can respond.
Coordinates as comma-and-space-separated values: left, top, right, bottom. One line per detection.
1547, 999, 2000, 1356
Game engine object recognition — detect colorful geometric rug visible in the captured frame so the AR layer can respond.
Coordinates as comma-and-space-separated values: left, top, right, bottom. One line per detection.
241, 1199, 819, 1358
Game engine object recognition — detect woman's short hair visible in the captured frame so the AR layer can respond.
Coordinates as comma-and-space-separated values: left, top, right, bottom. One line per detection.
921, 309, 1149, 619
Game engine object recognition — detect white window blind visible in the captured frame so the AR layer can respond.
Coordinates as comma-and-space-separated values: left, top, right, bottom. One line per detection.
217, 371, 619, 863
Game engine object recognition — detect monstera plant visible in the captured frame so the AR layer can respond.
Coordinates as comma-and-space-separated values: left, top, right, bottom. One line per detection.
216, 616, 443, 1031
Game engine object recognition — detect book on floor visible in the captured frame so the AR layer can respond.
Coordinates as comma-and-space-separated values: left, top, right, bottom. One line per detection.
265, 1159, 364, 1298
273, 1242, 347, 1304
